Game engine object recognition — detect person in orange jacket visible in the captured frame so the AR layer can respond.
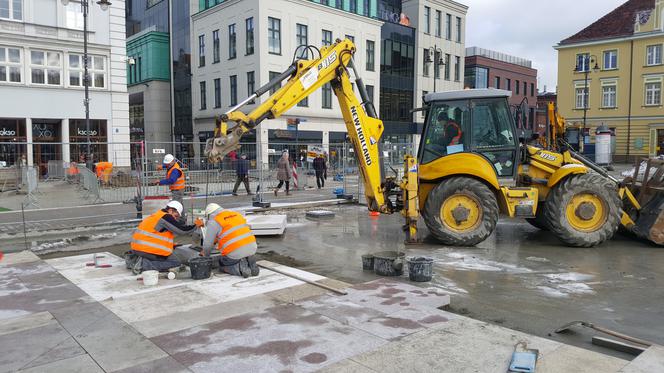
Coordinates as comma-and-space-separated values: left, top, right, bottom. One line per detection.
154, 154, 186, 220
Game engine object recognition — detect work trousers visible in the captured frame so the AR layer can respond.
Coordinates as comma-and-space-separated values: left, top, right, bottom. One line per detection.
233, 175, 251, 194
276, 180, 290, 192
218, 255, 258, 277
134, 246, 200, 272
315, 170, 325, 188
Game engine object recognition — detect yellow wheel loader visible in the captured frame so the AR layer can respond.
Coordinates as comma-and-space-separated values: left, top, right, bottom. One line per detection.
204, 38, 663, 247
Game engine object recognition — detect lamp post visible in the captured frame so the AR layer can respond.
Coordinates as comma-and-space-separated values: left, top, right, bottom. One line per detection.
574, 54, 599, 153
428, 45, 445, 93
61, 0, 111, 170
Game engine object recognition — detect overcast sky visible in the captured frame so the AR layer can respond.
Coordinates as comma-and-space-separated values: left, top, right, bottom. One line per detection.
462, 0, 627, 93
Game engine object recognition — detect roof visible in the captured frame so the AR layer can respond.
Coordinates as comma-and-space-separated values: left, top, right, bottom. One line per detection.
424, 89, 512, 103
559, 0, 656, 45
465, 47, 532, 68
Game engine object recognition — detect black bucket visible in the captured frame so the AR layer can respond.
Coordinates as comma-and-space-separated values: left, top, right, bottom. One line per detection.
407, 256, 434, 282
373, 251, 405, 277
189, 257, 213, 280
361, 255, 375, 270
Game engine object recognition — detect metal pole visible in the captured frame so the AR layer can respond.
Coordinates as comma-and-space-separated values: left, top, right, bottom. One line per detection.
433, 45, 437, 93
83, 0, 92, 170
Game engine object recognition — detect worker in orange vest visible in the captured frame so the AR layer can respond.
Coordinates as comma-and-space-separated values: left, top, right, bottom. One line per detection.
127, 200, 203, 274
154, 154, 186, 220
201, 203, 259, 278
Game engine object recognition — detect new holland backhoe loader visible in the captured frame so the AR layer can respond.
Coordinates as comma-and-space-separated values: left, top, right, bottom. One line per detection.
205, 38, 663, 247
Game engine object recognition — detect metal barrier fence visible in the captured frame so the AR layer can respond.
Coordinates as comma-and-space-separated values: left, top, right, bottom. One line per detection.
0, 140, 416, 210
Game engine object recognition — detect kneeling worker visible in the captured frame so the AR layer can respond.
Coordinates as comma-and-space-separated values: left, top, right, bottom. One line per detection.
202, 203, 259, 278
128, 200, 203, 274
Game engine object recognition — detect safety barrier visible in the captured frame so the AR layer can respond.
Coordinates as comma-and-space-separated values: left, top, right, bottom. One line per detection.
79, 165, 101, 203
44, 160, 66, 182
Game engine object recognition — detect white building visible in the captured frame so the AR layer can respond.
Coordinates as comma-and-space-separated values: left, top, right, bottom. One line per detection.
0, 0, 130, 172
190, 0, 382, 165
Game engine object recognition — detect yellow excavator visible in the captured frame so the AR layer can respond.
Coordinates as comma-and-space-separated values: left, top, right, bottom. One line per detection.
205, 39, 663, 247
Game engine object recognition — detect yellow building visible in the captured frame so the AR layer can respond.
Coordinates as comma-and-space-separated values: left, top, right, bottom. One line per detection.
555, 0, 664, 161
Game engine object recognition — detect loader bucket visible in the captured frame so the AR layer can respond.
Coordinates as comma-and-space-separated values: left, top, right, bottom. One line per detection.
631, 194, 664, 246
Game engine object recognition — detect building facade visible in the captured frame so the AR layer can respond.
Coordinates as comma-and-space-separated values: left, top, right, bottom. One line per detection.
555, 0, 664, 160
465, 47, 538, 134
0, 0, 129, 172
190, 0, 382, 165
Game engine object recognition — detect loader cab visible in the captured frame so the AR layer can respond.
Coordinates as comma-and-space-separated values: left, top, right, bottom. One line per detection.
419, 89, 518, 178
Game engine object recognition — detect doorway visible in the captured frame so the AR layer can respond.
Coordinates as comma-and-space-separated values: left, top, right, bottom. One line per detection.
32, 121, 62, 177
658, 129, 664, 156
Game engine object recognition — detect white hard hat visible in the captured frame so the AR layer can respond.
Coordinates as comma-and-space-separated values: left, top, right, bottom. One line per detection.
205, 203, 222, 217
163, 154, 175, 164
166, 200, 183, 215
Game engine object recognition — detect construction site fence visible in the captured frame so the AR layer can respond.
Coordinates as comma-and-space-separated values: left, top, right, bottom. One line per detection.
0, 141, 416, 210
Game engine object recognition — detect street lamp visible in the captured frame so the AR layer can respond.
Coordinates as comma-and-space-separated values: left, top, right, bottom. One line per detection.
427, 45, 445, 93
61, 0, 112, 170
574, 54, 599, 152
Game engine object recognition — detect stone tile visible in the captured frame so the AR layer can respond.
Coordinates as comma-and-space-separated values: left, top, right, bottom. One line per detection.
264, 283, 329, 303
0, 279, 90, 320
0, 322, 72, 373
0, 260, 54, 278
112, 356, 191, 373
0, 251, 40, 266
18, 354, 103, 373
385, 307, 454, 329
21, 337, 86, 369
48, 300, 114, 336
342, 279, 450, 315
317, 359, 378, 373
538, 344, 628, 372
299, 295, 387, 325
73, 312, 168, 372
352, 315, 427, 341
0, 311, 55, 336
621, 345, 664, 373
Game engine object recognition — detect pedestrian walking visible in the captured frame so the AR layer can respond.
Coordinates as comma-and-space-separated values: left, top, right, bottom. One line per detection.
313, 154, 327, 189
274, 150, 292, 196
232, 154, 253, 196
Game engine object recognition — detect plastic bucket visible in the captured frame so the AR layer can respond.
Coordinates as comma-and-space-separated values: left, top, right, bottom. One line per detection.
189, 257, 213, 280
373, 251, 405, 277
407, 256, 434, 282
142, 270, 159, 286
361, 254, 374, 270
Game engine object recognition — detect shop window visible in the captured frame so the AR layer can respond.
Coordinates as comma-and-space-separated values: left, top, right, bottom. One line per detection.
69, 119, 108, 163
30, 50, 61, 86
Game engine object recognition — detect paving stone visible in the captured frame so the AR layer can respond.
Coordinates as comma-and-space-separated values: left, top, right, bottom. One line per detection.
0, 251, 40, 266
21, 337, 86, 369
0, 321, 72, 373
621, 345, 664, 373
299, 295, 387, 325
49, 300, 115, 336
112, 356, 191, 373
73, 312, 168, 372
264, 283, 329, 303
352, 315, 427, 341
18, 354, 103, 373
317, 359, 378, 373
538, 344, 628, 372
0, 260, 55, 277
0, 278, 89, 318
0, 311, 55, 336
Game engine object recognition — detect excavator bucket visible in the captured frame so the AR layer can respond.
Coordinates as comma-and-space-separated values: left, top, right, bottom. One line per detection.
625, 158, 664, 246
631, 194, 664, 245
204, 118, 244, 164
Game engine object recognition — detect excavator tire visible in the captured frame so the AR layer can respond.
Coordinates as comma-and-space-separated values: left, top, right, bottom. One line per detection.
544, 173, 621, 247
423, 177, 498, 246
525, 202, 550, 231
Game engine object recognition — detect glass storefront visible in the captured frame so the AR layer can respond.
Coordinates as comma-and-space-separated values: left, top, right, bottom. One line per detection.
69, 119, 108, 163
32, 120, 61, 176
0, 118, 26, 167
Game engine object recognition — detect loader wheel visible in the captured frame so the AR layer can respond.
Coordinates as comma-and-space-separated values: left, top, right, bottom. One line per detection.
525, 202, 550, 231
423, 177, 498, 246
545, 174, 621, 247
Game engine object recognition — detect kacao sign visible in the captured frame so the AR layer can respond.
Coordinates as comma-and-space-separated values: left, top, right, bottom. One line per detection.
0, 128, 16, 136
77, 129, 98, 136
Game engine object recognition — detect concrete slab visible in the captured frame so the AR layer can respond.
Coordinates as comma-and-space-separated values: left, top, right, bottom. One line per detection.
0, 321, 72, 373
620, 345, 664, 373
0, 250, 40, 266
246, 214, 287, 235
317, 359, 377, 373
112, 356, 191, 373
0, 311, 55, 336
48, 299, 116, 336
537, 344, 629, 372
18, 354, 103, 373
21, 337, 86, 370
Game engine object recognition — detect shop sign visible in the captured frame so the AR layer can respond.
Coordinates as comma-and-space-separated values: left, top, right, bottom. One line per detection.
306, 145, 326, 162
274, 129, 295, 139
0, 128, 17, 137
152, 148, 165, 154
33, 124, 57, 141
77, 129, 98, 136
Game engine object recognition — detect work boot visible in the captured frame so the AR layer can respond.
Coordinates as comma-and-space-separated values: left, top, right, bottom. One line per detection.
131, 257, 143, 275
247, 255, 260, 276
238, 258, 251, 278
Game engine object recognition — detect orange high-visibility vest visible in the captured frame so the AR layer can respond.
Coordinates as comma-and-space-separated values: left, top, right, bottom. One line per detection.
130, 210, 174, 257
214, 210, 256, 256
447, 121, 462, 145
167, 163, 185, 191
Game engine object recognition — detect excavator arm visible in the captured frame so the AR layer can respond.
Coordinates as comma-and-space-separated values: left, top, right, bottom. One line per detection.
205, 39, 389, 212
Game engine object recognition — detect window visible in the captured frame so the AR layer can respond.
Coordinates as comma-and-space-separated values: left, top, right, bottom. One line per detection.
228, 24, 236, 59
212, 30, 220, 63
200, 81, 206, 110
576, 53, 589, 72
322, 83, 332, 109
421, 100, 469, 163
297, 96, 308, 107
349, 0, 357, 12
516, 80, 520, 95
245, 17, 254, 55
362, 0, 370, 16
65, 2, 83, 29
645, 82, 662, 106
454, 56, 460, 81
455, 16, 462, 42
68, 54, 104, 88
471, 98, 517, 176
269, 71, 280, 94
335, 0, 343, 9
268, 17, 281, 55
435, 10, 441, 37
345, 34, 354, 43
229, 75, 237, 106
423, 6, 430, 34
213, 78, 221, 108
602, 84, 616, 108
445, 13, 451, 40
0, 46, 21, 83
296, 23, 308, 59
366, 84, 374, 102
494, 76, 500, 89
30, 50, 61, 85
575, 87, 588, 109
366, 40, 375, 71
465, 67, 488, 88
444, 53, 450, 80
247, 71, 255, 103
322, 29, 333, 46
506, 78, 511, 91
198, 35, 205, 67
0, 0, 22, 20
423, 49, 430, 77
603, 50, 617, 69
646, 45, 662, 66
530, 83, 535, 96
434, 50, 441, 79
